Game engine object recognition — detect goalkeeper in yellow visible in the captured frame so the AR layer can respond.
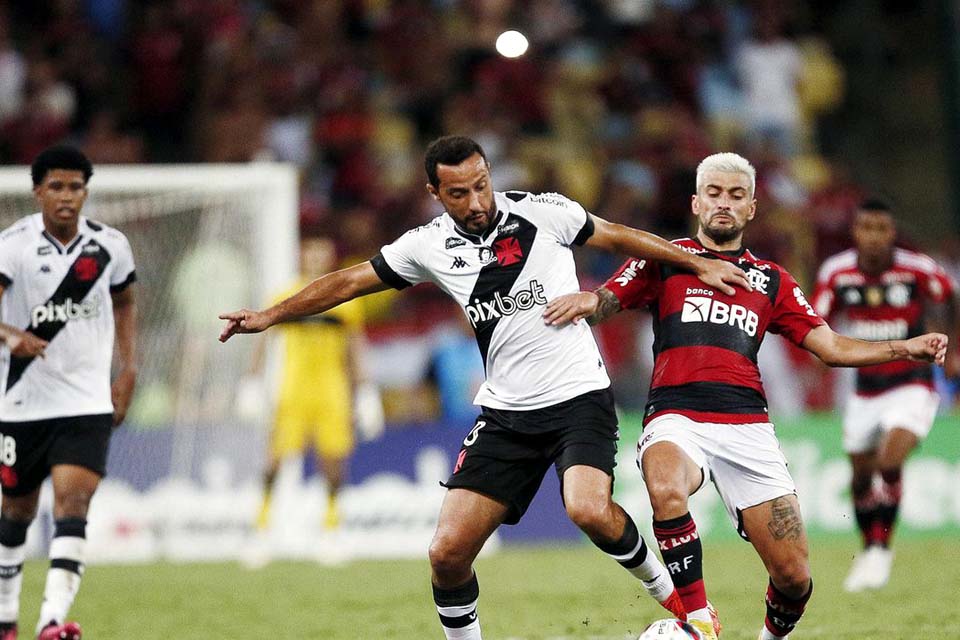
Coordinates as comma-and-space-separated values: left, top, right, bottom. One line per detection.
250, 236, 366, 534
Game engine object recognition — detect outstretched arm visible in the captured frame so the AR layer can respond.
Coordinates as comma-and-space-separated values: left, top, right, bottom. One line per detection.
219, 262, 389, 342
801, 325, 948, 367
585, 215, 751, 295
543, 286, 622, 327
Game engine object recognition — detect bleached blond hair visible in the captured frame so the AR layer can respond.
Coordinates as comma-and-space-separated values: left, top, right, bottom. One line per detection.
696, 153, 756, 196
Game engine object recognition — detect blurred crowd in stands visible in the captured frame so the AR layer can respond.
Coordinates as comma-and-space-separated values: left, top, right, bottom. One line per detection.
0, 0, 956, 418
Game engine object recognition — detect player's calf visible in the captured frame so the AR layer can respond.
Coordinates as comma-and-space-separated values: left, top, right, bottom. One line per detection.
35, 519, 86, 637
0, 516, 30, 631
433, 574, 481, 640
760, 578, 812, 639
592, 511, 683, 617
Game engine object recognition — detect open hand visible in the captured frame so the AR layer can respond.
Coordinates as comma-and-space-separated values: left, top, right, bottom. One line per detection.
694, 257, 752, 296
543, 291, 599, 326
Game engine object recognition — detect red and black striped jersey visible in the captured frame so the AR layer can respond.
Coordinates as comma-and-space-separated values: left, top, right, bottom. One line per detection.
812, 248, 956, 396
605, 238, 825, 425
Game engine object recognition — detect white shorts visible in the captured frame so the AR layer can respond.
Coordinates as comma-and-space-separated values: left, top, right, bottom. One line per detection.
842, 385, 940, 454
638, 413, 796, 538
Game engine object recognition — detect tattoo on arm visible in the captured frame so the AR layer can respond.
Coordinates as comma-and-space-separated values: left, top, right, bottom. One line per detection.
587, 287, 622, 326
766, 496, 804, 541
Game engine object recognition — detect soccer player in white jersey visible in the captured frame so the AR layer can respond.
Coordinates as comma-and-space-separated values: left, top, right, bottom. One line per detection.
220, 136, 751, 639
0, 146, 138, 640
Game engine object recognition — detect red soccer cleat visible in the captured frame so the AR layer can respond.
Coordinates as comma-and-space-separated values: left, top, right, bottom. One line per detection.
0, 623, 16, 640
36, 622, 81, 640
660, 589, 687, 620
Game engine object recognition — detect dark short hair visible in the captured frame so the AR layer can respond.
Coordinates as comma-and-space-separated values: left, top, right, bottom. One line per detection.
858, 197, 893, 214
31, 145, 93, 186
424, 136, 486, 188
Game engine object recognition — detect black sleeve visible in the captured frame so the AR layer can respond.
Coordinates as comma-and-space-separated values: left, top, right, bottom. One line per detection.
110, 270, 137, 293
0, 272, 11, 288
572, 213, 595, 246
369, 253, 413, 290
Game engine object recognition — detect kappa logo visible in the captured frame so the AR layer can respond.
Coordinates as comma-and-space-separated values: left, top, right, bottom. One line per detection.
493, 237, 523, 266
445, 237, 467, 249
450, 257, 468, 269
39, 265, 51, 274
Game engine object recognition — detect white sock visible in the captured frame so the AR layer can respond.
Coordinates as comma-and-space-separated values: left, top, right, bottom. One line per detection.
687, 606, 712, 624
36, 535, 85, 633
436, 601, 481, 640
759, 626, 787, 640
607, 535, 674, 603
0, 543, 25, 624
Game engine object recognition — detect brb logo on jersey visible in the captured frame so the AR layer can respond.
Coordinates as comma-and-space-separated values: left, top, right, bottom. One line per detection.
680, 288, 758, 336
465, 280, 547, 328
31, 296, 100, 328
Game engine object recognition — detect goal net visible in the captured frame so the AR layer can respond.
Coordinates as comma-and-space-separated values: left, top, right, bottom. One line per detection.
0, 164, 298, 562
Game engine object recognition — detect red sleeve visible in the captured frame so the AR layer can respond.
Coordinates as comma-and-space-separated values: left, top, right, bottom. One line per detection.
919, 262, 956, 304
810, 269, 837, 320
768, 267, 827, 346
602, 257, 662, 310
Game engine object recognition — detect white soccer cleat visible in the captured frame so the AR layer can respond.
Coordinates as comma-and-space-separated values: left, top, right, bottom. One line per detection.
843, 546, 893, 592
861, 546, 893, 589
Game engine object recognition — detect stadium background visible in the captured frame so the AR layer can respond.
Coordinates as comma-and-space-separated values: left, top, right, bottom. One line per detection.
0, 1, 958, 635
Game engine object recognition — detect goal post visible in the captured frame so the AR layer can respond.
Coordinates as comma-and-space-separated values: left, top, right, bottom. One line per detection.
0, 163, 299, 561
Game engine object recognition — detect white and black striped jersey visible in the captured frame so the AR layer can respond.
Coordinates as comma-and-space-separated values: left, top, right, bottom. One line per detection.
371, 191, 609, 411
0, 213, 136, 421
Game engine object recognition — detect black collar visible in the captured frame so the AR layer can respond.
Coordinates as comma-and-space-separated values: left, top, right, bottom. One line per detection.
40, 229, 84, 255
693, 237, 747, 258
453, 210, 503, 244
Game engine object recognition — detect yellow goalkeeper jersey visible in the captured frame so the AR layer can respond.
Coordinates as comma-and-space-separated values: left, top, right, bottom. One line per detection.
273, 280, 364, 410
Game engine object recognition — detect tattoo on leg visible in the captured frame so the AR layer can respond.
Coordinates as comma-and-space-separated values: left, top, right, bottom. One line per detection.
766, 497, 803, 541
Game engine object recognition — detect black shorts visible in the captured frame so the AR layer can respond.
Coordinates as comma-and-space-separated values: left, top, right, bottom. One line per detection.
442, 388, 619, 525
0, 414, 113, 497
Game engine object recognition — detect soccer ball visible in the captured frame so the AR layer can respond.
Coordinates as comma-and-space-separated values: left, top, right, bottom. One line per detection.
637, 618, 703, 639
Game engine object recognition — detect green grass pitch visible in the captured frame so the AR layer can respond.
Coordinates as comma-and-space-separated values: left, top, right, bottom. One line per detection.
17, 536, 960, 638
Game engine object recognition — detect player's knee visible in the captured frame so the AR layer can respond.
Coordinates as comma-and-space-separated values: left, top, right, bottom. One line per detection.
54, 490, 95, 518
850, 474, 872, 498
428, 535, 473, 579
769, 559, 811, 597
877, 465, 902, 485
564, 498, 609, 536
644, 480, 688, 518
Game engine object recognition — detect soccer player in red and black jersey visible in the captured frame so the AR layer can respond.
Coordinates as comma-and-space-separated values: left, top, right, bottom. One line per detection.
543, 153, 949, 640
812, 199, 960, 592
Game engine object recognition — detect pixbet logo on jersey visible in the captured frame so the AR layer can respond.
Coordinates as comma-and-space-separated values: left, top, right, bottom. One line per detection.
680, 288, 758, 336
465, 280, 547, 328
30, 296, 100, 328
